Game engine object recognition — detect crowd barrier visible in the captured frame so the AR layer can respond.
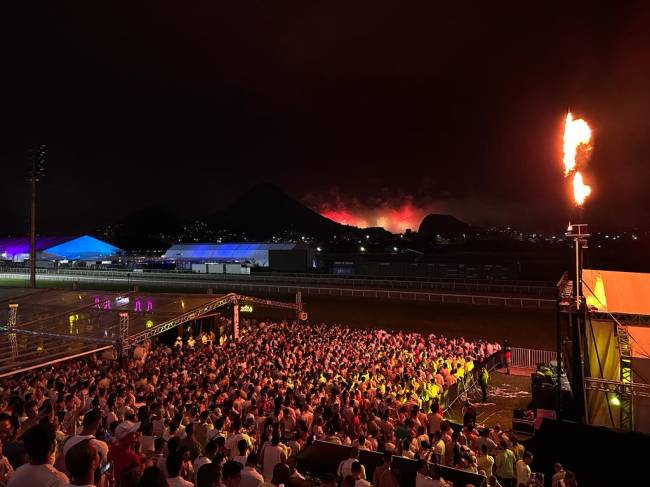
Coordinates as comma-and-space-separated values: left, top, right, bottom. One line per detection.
509, 347, 556, 369
443, 350, 504, 415
297, 441, 487, 487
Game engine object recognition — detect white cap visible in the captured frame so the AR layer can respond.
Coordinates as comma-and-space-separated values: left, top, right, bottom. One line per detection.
63, 435, 95, 457
115, 420, 140, 440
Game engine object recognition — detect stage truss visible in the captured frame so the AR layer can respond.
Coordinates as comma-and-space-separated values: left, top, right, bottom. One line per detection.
0, 289, 304, 377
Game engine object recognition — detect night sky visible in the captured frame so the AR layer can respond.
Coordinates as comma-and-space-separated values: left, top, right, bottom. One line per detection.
2, 3, 650, 234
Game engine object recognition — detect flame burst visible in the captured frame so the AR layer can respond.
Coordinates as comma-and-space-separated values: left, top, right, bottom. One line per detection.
572, 171, 592, 206
562, 111, 593, 206
563, 112, 592, 176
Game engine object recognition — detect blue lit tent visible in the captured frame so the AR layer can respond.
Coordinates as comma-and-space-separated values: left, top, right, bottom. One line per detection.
0, 235, 122, 262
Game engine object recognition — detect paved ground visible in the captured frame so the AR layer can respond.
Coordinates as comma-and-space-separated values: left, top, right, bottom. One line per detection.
447, 369, 533, 430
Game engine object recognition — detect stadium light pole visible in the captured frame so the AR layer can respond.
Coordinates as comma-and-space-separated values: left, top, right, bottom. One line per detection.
26, 145, 46, 289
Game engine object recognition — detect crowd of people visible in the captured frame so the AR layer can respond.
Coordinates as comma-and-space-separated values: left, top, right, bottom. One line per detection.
0, 320, 577, 487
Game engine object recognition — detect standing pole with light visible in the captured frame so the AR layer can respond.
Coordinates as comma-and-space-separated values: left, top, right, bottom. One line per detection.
562, 111, 593, 307
26, 145, 46, 289
560, 111, 593, 421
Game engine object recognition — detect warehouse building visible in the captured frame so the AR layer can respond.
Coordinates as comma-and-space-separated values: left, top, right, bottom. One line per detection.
163, 242, 314, 272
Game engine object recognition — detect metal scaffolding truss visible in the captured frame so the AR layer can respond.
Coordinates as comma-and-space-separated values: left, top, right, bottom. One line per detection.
125, 294, 235, 346
616, 324, 634, 429
590, 310, 650, 326
1, 289, 303, 377
125, 292, 302, 346
584, 377, 650, 398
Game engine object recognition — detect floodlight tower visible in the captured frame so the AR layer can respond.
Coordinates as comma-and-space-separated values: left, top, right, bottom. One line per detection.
26, 145, 46, 289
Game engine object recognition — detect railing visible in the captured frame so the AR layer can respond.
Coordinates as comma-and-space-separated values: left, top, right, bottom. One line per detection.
0, 267, 555, 297
0, 272, 556, 310
510, 347, 556, 369
1, 264, 552, 287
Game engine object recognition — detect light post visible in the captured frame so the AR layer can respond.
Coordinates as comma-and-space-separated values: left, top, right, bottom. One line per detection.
26, 145, 46, 289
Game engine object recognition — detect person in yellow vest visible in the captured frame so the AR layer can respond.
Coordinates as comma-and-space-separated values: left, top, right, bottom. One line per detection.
465, 358, 474, 374
479, 367, 489, 402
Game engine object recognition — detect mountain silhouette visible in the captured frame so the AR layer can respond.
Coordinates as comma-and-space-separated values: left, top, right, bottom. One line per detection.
418, 213, 469, 238
207, 183, 347, 239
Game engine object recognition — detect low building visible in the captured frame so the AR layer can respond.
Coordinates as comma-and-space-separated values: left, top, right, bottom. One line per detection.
163, 242, 314, 272
0, 235, 122, 264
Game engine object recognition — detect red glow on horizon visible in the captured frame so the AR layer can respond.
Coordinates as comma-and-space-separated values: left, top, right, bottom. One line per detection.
321, 203, 428, 233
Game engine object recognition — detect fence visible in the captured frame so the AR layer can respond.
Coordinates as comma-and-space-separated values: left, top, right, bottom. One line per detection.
1, 266, 555, 296
510, 347, 556, 369
0, 272, 556, 310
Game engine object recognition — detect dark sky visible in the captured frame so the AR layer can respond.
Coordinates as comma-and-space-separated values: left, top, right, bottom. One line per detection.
2, 2, 650, 234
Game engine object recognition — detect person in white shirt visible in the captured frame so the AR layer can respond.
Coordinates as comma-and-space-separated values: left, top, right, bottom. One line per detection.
239, 453, 264, 487
475, 428, 498, 456
193, 441, 217, 481
62, 410, 109, 467
8, 423, 69, 487
226, 419, 253, 459
351, 461, 370, 487
261, 434, 286, 482
232, 439, 250, 466
61, 439, 100, 487
337, 447, 365, 481
515, 451, 532, 487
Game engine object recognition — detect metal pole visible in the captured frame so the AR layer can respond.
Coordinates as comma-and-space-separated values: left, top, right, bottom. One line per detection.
119, 312, 130, 357
556, 284, 562, 420
30, 172, 36, 288
27, 145, 45, 289
233, 303, 239, 340
8, 303, 18, 359
295, 290, 302, 320
7, 304, 18, 329
575, 237, 580, 308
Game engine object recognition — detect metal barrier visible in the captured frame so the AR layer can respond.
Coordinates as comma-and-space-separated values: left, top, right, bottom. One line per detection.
444, 351, 503, 415
510, 347, 556, 369
0, 266, 555, 297
298, 441, 487, 487
0, 272, 556, 310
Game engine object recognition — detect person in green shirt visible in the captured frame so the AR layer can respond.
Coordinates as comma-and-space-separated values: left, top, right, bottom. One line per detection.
494, 441, 516, 487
